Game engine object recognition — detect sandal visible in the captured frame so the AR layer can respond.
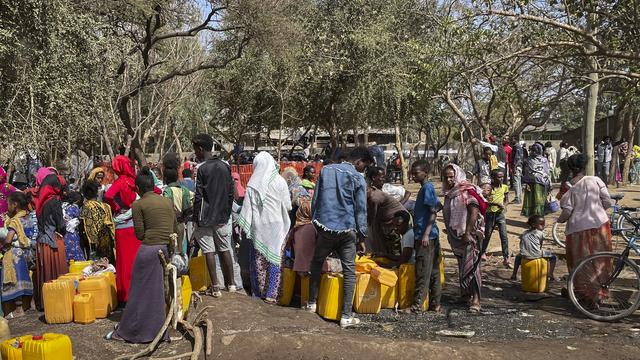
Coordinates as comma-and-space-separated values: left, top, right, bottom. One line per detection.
430, 305, 442, 313
468, 304, 481, 313
104, 331, 125, 342
263, 298, 277, 305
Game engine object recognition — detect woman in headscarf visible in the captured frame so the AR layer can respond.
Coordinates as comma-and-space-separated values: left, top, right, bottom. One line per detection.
557, 154, 612, 302
104, 155, 140, 302
521, 143, 551, 217
33, 168, 67, 310
62, 191, 85, 261
442, 164, 486, 312
0, 167, 17, 228
238, 152, 292, 303
87, 167, 107, 201
281, 166, 310, 229
79, 181, 116, 263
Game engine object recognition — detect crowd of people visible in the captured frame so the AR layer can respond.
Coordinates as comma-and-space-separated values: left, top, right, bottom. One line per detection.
0, 132, 625, 341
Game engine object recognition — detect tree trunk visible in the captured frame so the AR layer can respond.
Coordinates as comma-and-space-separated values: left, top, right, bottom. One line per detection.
117, 95, 146, 166
584, 16, 599, 176
363, 123, 369, 145
277, 98, 285, 161
172, 126, 183, 157
622, 111, 639, 186
394, 119, 408, 185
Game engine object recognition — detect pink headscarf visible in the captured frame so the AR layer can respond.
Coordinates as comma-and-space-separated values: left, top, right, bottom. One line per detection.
36, 167, 55, 186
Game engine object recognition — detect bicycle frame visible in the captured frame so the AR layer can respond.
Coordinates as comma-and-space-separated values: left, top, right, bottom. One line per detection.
603, 211, 640, 288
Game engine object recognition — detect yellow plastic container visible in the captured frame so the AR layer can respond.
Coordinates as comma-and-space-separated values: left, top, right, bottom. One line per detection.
42, 281, 74, 324
188, 256, 211, 291
68, 260, 92, 274
397, 264, 427, 310
73, 293, 95, 324
353, 273, 381, 314
22, 333, 72, 360
181, 275, 192, 316
370, 267, 398, 287
317, 273, 344, 321
77, 277, 111, 318
380, 269, 398, 309
278, 268, 296, 306
1, 335, 32, 360
299, 275, 310, 306
521, 258, 548, 293
355, 255, 378, 274
94, 272, 118, 310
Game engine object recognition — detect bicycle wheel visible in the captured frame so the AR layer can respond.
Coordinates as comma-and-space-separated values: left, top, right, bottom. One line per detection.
568, 252, 640, 321
616, 211, 640, 242
551, 222, 566, 248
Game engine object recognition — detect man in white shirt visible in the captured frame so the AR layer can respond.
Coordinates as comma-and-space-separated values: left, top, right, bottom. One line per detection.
596, 136, 613, 184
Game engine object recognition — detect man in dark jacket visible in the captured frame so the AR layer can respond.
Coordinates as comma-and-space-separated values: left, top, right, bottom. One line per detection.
192, 134, 236, 298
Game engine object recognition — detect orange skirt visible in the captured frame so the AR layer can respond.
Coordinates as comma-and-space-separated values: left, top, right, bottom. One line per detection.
34, 234, 68, 310
566, 222, 612, 302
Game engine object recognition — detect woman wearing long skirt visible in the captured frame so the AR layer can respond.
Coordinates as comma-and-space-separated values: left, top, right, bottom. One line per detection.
442, 164, 485, 312
2, 192, 35, 317
238, 152, 292, 303
521, 143, 551, 217
557, 154, 612, 302
79, 181, 116, 263
33, 168, 67, 310
106, 167, 178, 343
104, 155, 140, 302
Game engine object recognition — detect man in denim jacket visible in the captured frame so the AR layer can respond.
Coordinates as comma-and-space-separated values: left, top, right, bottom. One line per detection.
306, 147, 373, 328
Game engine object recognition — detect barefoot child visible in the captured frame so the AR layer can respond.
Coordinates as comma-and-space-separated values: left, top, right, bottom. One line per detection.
1, 192, 35, 318
511, 214, 557, 281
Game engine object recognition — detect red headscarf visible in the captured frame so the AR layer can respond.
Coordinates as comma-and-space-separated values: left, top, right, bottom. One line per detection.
36, 174, 62, 216
105, 155, 137, 212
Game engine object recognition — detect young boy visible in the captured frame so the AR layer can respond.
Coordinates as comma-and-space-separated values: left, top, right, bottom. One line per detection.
511, 214, 557, 281
484, 170, 511, 268
473, 147, 494, 185
386, 211, 416, 268
409, 160, 442, 313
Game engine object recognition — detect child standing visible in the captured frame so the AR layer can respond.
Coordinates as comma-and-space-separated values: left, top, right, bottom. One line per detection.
2, 192, 35, 318
410, 160, 442, 313
62, 191, 85, 261
511, 215, 557, 281
484, 170, 511, 268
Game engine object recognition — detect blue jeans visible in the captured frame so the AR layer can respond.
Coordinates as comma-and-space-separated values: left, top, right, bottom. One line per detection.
484, 212, 509, 259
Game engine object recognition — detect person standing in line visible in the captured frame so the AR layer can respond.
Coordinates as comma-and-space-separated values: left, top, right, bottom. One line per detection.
442, 164, 486, 313
557, 154, 612, 301
180, 168, 196, 193
472, 146, 493, 186
521, 143, 550, 217
510, 136, 525, 204
596, 136, 613, 184
307, 147, 373, 328
33, 168, 67, 310
79, 181, 116, 263
410, 160, 442, 313
544, 142, 558, 182
238, 152, 292, 303
104, 155, 140, 302
484, 170, 511, 268
192, 134, 236, 297
557, 142, 570, 183
106, 167, 177, 343
502, 135, 512, 184
0, 167, 17, 228
301, 165, 317, 193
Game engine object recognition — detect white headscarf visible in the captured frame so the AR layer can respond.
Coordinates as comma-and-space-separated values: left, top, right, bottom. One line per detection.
239, 151, 292, 265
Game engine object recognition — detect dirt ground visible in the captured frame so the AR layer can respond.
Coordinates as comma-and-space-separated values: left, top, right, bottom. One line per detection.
6, 181, 640, 359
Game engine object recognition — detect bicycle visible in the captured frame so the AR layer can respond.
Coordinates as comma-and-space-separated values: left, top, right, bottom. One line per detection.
567, 207, 640, 321
552, 193, 639, 248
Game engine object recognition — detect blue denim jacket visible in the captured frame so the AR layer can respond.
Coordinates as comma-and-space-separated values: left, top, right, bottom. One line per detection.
311, 163, 368, 237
